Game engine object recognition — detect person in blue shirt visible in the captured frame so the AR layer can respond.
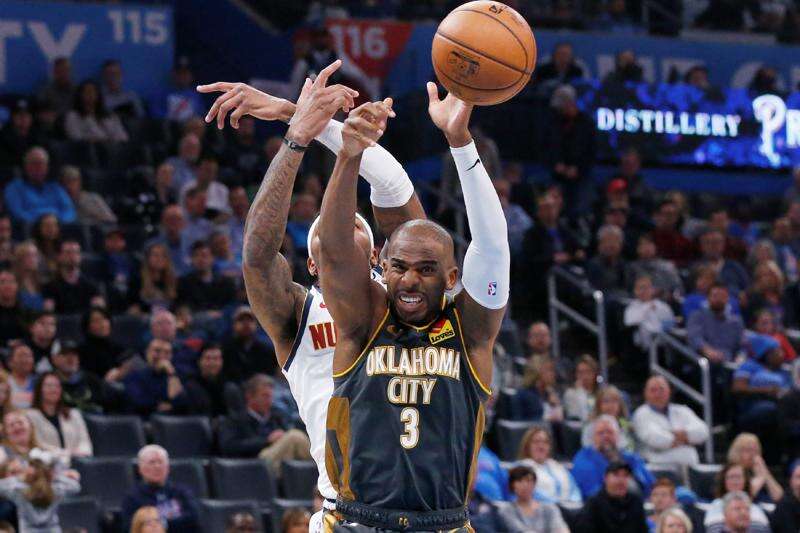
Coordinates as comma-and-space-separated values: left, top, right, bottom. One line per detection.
732, 334, 791, 465
4, 146, 75, 224
572, 414, 654, 499
123, 338, 188, 417
149, 57, 204, 123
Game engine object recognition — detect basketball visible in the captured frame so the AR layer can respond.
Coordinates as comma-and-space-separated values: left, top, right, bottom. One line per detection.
431, 1, 536, 106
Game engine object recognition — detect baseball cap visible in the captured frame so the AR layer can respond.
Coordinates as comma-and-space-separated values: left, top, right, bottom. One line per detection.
58, 339, 80, 355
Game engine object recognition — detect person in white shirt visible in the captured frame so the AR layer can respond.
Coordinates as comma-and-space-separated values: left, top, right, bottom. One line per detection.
516, 426, 582, 505
632, 375, 710, 465
179, 153, 230, 217
624, 274, 675, 351
563, 354, 600, 423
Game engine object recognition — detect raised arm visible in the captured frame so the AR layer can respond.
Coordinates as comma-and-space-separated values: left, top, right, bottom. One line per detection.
208, 61, 356, 363
427, 82, 510, 387
318, 101, 394, 374
197, 81, 425, 238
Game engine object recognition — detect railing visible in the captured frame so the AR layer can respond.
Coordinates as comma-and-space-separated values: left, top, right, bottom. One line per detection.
649, 331, 714, 463
416, 181, 469, 259
547, 266, 609, 382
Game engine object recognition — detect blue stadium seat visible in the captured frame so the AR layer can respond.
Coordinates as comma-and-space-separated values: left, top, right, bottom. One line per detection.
151, 415, 213, 458
84, 414, 146, 457
199, 499, 262, 533
495, 419, 537, 461
111, 314, 147, 350
688, 464, 723, 501
56, 314, 83, 343
210, 458, 276, 506
557, 420, 584, 460
58, 496, 101, 533
169, 458, 209, 499
279, 459, 318, 499
73, 457, 135, 511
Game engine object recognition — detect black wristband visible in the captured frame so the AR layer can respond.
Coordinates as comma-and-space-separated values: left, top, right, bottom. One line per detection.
283, 136, 307, 152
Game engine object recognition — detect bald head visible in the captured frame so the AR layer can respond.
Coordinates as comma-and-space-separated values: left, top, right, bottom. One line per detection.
388, 220, 454, 261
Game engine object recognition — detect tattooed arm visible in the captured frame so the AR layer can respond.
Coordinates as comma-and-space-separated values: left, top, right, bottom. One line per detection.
240, 61, 356, 365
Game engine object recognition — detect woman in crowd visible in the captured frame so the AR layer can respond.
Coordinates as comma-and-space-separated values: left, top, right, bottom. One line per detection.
703, 462, 770, 527
31, 214, 60, 277
731, 336, 791, 467
516, 426, 582, 505
281, 507, 310, 533
563, 354, 599, 422
64, 80, 128, 143
581, 385, 634, 451
0, 410, 37, 463
657, 507, 693, 533
60, 165, 117, 225
130, 506, 166, 533
745, 260, 791, 324
497, 465, 569, 532
129, 243, 177, 313
753, 308, 796, 361
511, 355, 563, 422
25, 372, 93, 460
78, 307, 126, 380
771, 459, 800, 532
7, 342, 36, 409
727, 432, 784, 503
12, 241, 45, 311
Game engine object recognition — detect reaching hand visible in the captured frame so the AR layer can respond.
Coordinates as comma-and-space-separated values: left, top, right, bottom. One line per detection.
426, 81, 473, 148
340, 98, 395, 158
197, 82, 294, 129
286, 60, 359, 146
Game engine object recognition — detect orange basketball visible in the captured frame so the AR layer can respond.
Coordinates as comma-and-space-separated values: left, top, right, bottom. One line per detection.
432, 1, 536, 106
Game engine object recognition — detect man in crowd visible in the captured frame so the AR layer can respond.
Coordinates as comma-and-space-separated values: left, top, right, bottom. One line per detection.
121, 445, 200, 533
148, 309, 202, 377
687, 283, 745, 363
586, 224, 627, 295
4, 146, 76, 223
42, 240, 102, 315
146, 204, 191, 274
693, 228, 750, 297
218, 374, 311, 476
37, 57, 75, 115
626, 234, 683, 300
177, 241, 236, 312
534, 42, 585, 88
100, 59, 145, 119
632, 375, 710, 466
577, 461, 649, 532
648, 477, 679, 528
222, 306, 276, 381
0, 99, 47, 167
180, 153, 230, 218
123, 338, 187, 416
51, 340, 116, 413
185, 342, 237, 416
650, 200, 692, 267
166, 133, 201, 194
707, 491, 769, 533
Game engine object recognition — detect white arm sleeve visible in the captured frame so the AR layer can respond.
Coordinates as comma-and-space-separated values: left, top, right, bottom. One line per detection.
451, 140, 510, 309
315, 120, 414, 208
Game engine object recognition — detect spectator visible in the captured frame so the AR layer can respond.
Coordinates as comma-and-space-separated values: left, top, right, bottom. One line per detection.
727, 433, 784, 503
12, 241, 45, 311
510, 356, 563, 422
78, 307, 127, 381
227, 186, 249, 264
586, 225, 627, 294
545, 85, 596, 217
613, 148, 655, 211
166, 134, 201, 195
753, 308, 796, 361
0, 450, 81, 533
179, 153, 230, 218
177, 241, 236, 312
494, 177, 532, 254
694, 229, 750, 297
705, 487, 769, 532
626, 234, 683, 299
572, 415, 654, 499
708, 207, 748, 263
632, 375, 710, 466
100, 59, 144, 119
750, 66, 781, 96
148, 308, 202, 379
0, 410, 37, 463
650, 201, 693, 267
0, 269, 28, 344
475, 444, 508, 501
8, 343, 36, 409
130, 243, 177, 312
25, 372, 92, 460
526, 322, 552, 359
683, 265, 741, 320
771, 217, 799, 283
121, 445, 200, 533
218, 374, 311, 476
42, 240, 102, 315
687, 283, 745, 363
280, 507, 311, 533
0, 216, 13, 265
284, 193, 318, 254
25, 310, 57, 366
563, 355, 600, 422
771, 459, 800, 533
130, 506, 166, 533
496, 465, 569, 532
517, 426, 582, 505
209, 231, 240, 279
0, 98, 46, 168
581, 385, 634, 452
603, 50, 644, 84
576, 460, 649, 533
32, 213, 61, 275
648, 477, 679, 529
182, 188, 215, 252
122, 339, 187, 417
624, 274, 675, 351
656, 507, 693, 533
222, 306, 276, 381
534, 42, 585, 89
150, 56, 205, 123
37, 57, 75, 116
51, 341, 112, 413
596, 202, 640, 261
185, 343, 236, 416
99, 228, 137, 312
145, 204, 191, 274
4, 146, 76, 224
732, 334, 791, 466
64, 80, 129, 143
59, 165, 117, 225
223, 116, 262, 182
745, 260, 795, 326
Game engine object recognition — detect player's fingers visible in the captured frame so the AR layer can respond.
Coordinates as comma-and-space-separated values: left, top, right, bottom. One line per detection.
217, 91, 246, 129
322, 88, 355, 113
196, 81, 236, 94
229, 103, 247, 129
297, 78, 312, 105
348, 116, 383, 142
314, 59, 342, 89
382, 97, 396, 118
426, 82, 440, 106
205, 88, 239, 124
326, 84, 359, 99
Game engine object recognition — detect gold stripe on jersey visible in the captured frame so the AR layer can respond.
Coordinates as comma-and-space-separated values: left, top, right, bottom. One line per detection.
465, 403, 486, 502
332, 308, 391, 379
325, 397, 355, 501
452, 309, 492, 396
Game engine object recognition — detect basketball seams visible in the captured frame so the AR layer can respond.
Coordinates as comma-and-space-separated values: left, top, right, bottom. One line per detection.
435, 27, 530, 76
433, 34, 525, 91
449, 7, 534, 72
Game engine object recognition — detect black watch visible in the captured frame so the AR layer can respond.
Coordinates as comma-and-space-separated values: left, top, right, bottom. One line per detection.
283, 136, 308, 152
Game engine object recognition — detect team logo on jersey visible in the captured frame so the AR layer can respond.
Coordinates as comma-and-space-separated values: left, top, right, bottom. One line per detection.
488, 282, 497, 296
429, 318, 455, 344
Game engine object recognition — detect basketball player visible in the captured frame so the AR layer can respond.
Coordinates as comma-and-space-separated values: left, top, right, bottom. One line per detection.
198, 61, 424, 530
317, 84, 509, 531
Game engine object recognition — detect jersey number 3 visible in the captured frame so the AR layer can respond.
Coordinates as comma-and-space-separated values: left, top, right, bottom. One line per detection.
400, 407, 419, 449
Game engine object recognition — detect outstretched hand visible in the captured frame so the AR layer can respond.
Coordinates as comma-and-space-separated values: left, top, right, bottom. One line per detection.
197, 82, 294, 129
426, 81, 473, 148
340, 98, 395, 158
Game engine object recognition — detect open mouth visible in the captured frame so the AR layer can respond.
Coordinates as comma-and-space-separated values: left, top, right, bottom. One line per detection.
397, 293, 425, 314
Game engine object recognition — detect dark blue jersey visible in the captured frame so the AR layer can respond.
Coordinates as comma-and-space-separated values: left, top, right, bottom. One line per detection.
325, 299, 490, 530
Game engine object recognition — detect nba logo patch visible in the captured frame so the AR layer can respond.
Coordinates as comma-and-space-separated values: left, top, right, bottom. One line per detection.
488, 282, 497, 296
